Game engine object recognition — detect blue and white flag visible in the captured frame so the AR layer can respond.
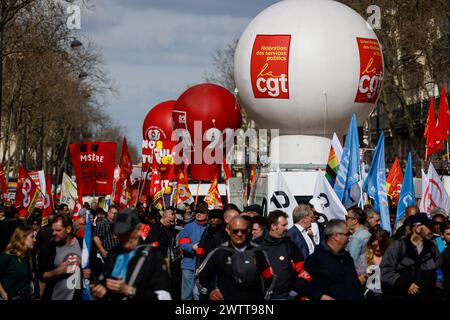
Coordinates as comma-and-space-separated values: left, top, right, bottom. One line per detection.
82, 210, 94, 300
363, 133, 391, 234
334, 113, 361, 208
395, 152, 415, 229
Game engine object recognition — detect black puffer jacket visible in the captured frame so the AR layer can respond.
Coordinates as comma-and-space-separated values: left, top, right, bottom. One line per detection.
296, 242, 364, 300
197, 241, 271, 300
380, 235, 439, 300
98, 244, 171, 300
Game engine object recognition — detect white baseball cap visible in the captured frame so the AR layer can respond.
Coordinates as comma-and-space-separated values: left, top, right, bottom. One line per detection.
309, 197, 325, 214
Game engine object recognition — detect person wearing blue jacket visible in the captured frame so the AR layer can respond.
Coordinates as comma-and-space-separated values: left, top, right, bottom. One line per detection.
178, 204, 208, 300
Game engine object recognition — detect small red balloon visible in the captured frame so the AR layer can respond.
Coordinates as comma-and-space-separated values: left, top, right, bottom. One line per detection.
142, 100, 175, 141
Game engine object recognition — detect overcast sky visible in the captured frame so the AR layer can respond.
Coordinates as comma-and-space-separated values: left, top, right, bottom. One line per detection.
79, 0, 280, 149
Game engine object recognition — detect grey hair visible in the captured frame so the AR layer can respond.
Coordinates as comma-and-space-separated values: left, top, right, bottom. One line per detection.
429, 207, 447, 218
292, 204, 311, 224
324, 219, 347, 240
365, 207, 380, 218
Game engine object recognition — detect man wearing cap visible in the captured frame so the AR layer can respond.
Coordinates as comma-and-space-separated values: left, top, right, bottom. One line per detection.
196, 209, 227, 270
91, 208, 171, 300
178, 204, 208, 300
381, 212, 440, 300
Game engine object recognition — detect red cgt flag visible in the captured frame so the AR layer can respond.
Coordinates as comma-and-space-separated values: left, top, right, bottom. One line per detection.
42, 175, 54, 226
436, 86, 450, 142
14, 166, 39, 219
386, 159, 403, 205
424, 97, 443, 159
113, 137, 134, 206
119, 137, 133, 180
149, 154, 164, 210
440, 84, 450, 137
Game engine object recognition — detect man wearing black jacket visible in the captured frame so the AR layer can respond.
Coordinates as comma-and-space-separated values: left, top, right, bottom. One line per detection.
195, 209, 227, 268
381, 212, 439, 300
260, 210, 305, 300
91, 209, 171, 300
197, 216, 272, 300
296, 219, 363, 300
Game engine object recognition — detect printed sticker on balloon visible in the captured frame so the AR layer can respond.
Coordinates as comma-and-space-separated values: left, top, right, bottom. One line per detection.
250, 34, 291, 99
354, 37, 383, 103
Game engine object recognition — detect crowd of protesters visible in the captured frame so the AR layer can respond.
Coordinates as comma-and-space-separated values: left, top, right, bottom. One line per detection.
1, 198, 450, 301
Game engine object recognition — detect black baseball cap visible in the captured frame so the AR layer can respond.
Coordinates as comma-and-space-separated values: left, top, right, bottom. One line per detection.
410, 212, 438, 230
244, 204, 263, 216
112, 208, 140, 236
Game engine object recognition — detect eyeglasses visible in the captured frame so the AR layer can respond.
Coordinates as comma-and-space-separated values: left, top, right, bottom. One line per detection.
337, 232, 352, 237
231, 229, 249, 235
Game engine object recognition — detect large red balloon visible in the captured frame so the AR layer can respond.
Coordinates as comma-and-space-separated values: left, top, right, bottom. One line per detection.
142, 100, 175, 140
173, 83, 242, 181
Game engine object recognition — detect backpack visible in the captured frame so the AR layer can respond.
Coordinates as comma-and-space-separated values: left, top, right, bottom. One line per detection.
196, 244, 276, 300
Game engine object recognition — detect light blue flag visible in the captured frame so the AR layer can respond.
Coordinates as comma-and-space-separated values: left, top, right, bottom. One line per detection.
395, 152, 415, 229
82, 210, 94, 300
363, 132, 391, 234
334, 113, 361, 209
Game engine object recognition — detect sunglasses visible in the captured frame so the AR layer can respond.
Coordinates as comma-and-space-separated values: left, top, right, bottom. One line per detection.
337, 232, 352, 237
231, 228, 249, 235
345, 216, 355, 220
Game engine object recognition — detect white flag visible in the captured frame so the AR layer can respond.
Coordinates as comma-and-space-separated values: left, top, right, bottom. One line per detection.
420, 163, 450, 215
60, 172, 78, 210
311, 171, 347, 221
419, 169, 428, 212
331, 133, 343, 162
269, 171, 298, 228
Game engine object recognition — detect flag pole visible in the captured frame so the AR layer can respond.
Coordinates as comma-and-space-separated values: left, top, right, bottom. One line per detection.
134, 168, 142, 207
194, 180, 201, 209
137, 164, 150, 207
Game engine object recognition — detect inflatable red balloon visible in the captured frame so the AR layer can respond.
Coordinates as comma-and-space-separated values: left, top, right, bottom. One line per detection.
173, 83, 242, 181
142, 100, 175, 140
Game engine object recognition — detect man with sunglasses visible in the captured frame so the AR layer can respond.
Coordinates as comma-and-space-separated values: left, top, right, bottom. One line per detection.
197, 216, 272, 300
296, 219, 364, 300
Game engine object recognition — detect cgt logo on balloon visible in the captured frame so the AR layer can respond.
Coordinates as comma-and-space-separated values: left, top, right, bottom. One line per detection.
354, 37, 383, 103
250, 34, 291, 99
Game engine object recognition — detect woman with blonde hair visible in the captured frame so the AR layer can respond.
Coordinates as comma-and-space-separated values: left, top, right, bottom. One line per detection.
357, 229, 391, 300
0, 224, 36, 300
